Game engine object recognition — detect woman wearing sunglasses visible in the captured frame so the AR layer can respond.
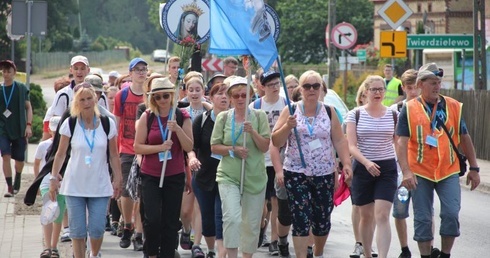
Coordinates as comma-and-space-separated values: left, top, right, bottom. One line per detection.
48, 82, 122, 258
345, 75, 398, 258
134, 78, 193, 258
271, 70, 352, 258
210, 77, 270, 258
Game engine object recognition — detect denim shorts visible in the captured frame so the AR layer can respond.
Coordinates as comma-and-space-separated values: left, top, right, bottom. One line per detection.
412, 175, 461, 242
65, 196, 110, 239
0, 135, 26, 161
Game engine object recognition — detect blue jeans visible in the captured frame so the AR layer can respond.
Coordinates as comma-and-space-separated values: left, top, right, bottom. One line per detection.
412, 174, 461, 242
65, 196, 110, 239
192, 176, 223, 239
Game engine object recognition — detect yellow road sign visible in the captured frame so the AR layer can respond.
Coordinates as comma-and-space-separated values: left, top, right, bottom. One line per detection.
380, 31, 407, 58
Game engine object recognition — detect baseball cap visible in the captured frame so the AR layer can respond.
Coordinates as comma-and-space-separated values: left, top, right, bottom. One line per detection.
207, 73, 227, 89
227, 76, 248, 95
0, 60, 17, 71
49, 116, 61, 132
84, 74, 104, 92
260, 70, 280, 85
129, 58, 148, 71
417, 63, 444, 83
108, 71, 120, 78
70, 55, 89, 66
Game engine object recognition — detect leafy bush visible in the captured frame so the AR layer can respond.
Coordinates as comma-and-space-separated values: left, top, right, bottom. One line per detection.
28, 83, 47, 143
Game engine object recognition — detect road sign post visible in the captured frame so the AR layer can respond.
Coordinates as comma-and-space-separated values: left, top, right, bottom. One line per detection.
377, 0, 413, 30
331, 22, 357, 103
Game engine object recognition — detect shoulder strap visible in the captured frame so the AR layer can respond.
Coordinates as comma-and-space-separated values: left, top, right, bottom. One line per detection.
201, 110, 210, 128
439, 118, 461, 156
146, 110, 154, 134
253, 98, 261, 109
119, 87, 130, 114
397, 101, 403, 112
101, 115, 110, 136
355, 108, 360, 125
175, 108, 184, 127
324, 104, 332, 120
291, 103, 297, 114
55, 92, 70, 111
69, 116, 77, 139
392, 109, 398, 129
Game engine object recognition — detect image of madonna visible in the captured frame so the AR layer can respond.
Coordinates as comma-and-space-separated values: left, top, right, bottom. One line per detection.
174, 11, 201, 41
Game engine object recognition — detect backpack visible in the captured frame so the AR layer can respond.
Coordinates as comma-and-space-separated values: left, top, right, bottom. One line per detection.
119, 87, 130, 114
290, 103, 333, 121
24, 112, 112, 206
252, 97, 288, 109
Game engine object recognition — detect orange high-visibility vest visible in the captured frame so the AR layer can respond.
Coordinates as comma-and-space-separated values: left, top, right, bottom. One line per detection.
406, 96, 463, 182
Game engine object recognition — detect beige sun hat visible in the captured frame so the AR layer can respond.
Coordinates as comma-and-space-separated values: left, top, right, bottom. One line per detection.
148, 77, 175, 94
417, 63, 443, 83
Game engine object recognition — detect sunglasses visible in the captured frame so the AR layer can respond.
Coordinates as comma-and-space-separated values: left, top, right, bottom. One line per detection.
432, 68, 444, 77
232, 93, 247, 99
302, 83, 321, 90
153, 93, 171, 101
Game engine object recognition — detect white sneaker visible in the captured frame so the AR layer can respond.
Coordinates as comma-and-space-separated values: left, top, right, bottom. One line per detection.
350, 242, 363, 258
60, 228, 71, 242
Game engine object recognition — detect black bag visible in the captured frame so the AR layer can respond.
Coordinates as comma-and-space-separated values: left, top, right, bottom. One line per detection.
439, 118, 467, 177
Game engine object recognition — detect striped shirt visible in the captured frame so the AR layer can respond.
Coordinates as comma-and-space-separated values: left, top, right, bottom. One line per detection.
346, 107, 397, 161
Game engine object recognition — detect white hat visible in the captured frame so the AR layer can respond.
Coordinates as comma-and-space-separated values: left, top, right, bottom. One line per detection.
227, 76, 248, 95
70, 55, 89, 66
148, 78, 175, 94
48, 116, 61, 132
40, 193, 60, 226
108, 71, 120, 78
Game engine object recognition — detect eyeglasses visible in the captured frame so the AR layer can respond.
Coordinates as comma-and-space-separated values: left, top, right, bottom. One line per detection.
265, 81, 281, 88
368, 87, 386, 93
287, 84, 298, 89
432, 68, 444, 77
153, 93, 171, 101
232, 93, 247, 99
302, 83, 321, 90
132, 68, 148, 74
74, 82, 93, 92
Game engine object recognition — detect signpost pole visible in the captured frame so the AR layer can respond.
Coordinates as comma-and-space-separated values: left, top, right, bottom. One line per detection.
343, 50, 347, 103
461, 49, 465, 90
26, 0, 32, 88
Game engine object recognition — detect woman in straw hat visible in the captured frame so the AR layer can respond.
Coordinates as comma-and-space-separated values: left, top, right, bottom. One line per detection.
134, 77, 193, 258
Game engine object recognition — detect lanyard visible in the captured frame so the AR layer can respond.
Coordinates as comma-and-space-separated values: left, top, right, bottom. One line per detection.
231, 109, 244, 147
301, 103, 320, 136
420, 97, 438, 132
2, 82, 15, 109
211, 110, 216, 122
157, 111, 173, 142
80, 115, 96, 153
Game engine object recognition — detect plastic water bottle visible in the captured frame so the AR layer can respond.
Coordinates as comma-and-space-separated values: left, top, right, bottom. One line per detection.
397, 186, 409, 203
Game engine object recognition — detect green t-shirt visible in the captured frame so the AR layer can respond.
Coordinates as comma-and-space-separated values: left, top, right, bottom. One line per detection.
210, 109, 271, 194
0, 81, 30, 140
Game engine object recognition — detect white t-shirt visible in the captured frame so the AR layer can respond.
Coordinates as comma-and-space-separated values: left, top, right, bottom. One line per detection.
35, 138, 53, 190
249, 96, 286, 167
59, 117, 117, 197
46, 86, 74, 118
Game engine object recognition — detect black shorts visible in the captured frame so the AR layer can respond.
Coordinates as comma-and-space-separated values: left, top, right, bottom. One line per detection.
265, 166, 276, 200
120, 153, 135, 198
0, 136, 27, 161
351, 159, 397, 206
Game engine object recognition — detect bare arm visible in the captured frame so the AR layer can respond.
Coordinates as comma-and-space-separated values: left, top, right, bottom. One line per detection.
330, 109, 352, 178
25, 100, 33, 138
48, 134, 70, 201
108, 137, 122, 199
397, 136, 417, 190
460, 133, 480, 190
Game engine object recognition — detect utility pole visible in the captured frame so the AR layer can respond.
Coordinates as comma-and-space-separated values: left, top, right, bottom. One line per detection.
473, 0, 487, 90
327, 0, 336, 88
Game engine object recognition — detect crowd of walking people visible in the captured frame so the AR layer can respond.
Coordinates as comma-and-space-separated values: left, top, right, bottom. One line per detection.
0, 56, 482, 258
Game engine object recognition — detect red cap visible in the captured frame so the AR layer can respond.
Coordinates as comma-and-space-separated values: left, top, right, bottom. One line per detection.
0, 60, 17, 71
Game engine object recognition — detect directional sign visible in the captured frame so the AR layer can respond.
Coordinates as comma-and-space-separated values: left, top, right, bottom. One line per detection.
357, 49, 367, 62
201, 57, 223, 72
380, 31, 407, 58
407, 34, 475, 49
331, 23, 357, 49
377, 0, 413, 30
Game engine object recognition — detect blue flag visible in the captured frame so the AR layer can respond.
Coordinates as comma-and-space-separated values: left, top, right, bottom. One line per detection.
210, 0, 278, 71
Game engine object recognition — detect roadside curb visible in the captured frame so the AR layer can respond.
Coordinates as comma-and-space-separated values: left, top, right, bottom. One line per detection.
459, 177, 490, 194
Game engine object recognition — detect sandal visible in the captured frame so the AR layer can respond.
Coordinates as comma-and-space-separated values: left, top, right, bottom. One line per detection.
40, 249, 51, 258
51, 249, 59, 258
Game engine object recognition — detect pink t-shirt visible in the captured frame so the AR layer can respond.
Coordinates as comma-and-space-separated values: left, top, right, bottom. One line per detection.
140, 109, 190, 177
113, 88, 144, 154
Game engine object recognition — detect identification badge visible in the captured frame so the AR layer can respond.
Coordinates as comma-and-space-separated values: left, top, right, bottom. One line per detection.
425, 135, 438, 147
85, 155, 92, 166
228, 149, 235, 159
3, 109, 11, 118
211, 153, 223, 160
308, 139, 322, 150
159, 152, 172, 162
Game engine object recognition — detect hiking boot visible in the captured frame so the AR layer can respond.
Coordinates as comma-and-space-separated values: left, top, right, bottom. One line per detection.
350, 242, 363, 258
191, 245, 205, 258
430, 247, 441, 258
119, 228, 132, 248
269, 240, 279, 256
132, 235, 144, 251
180, 230, 193, 250
110, 222, 118, 236
206, 251, 216, 258
398, 249, 411, 258
117, 223, 123, 237
277, 242, 291, 258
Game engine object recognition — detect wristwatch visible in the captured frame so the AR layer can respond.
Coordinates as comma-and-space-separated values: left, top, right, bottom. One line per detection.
469, 167, 480, 173
49, 174, 59, 180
